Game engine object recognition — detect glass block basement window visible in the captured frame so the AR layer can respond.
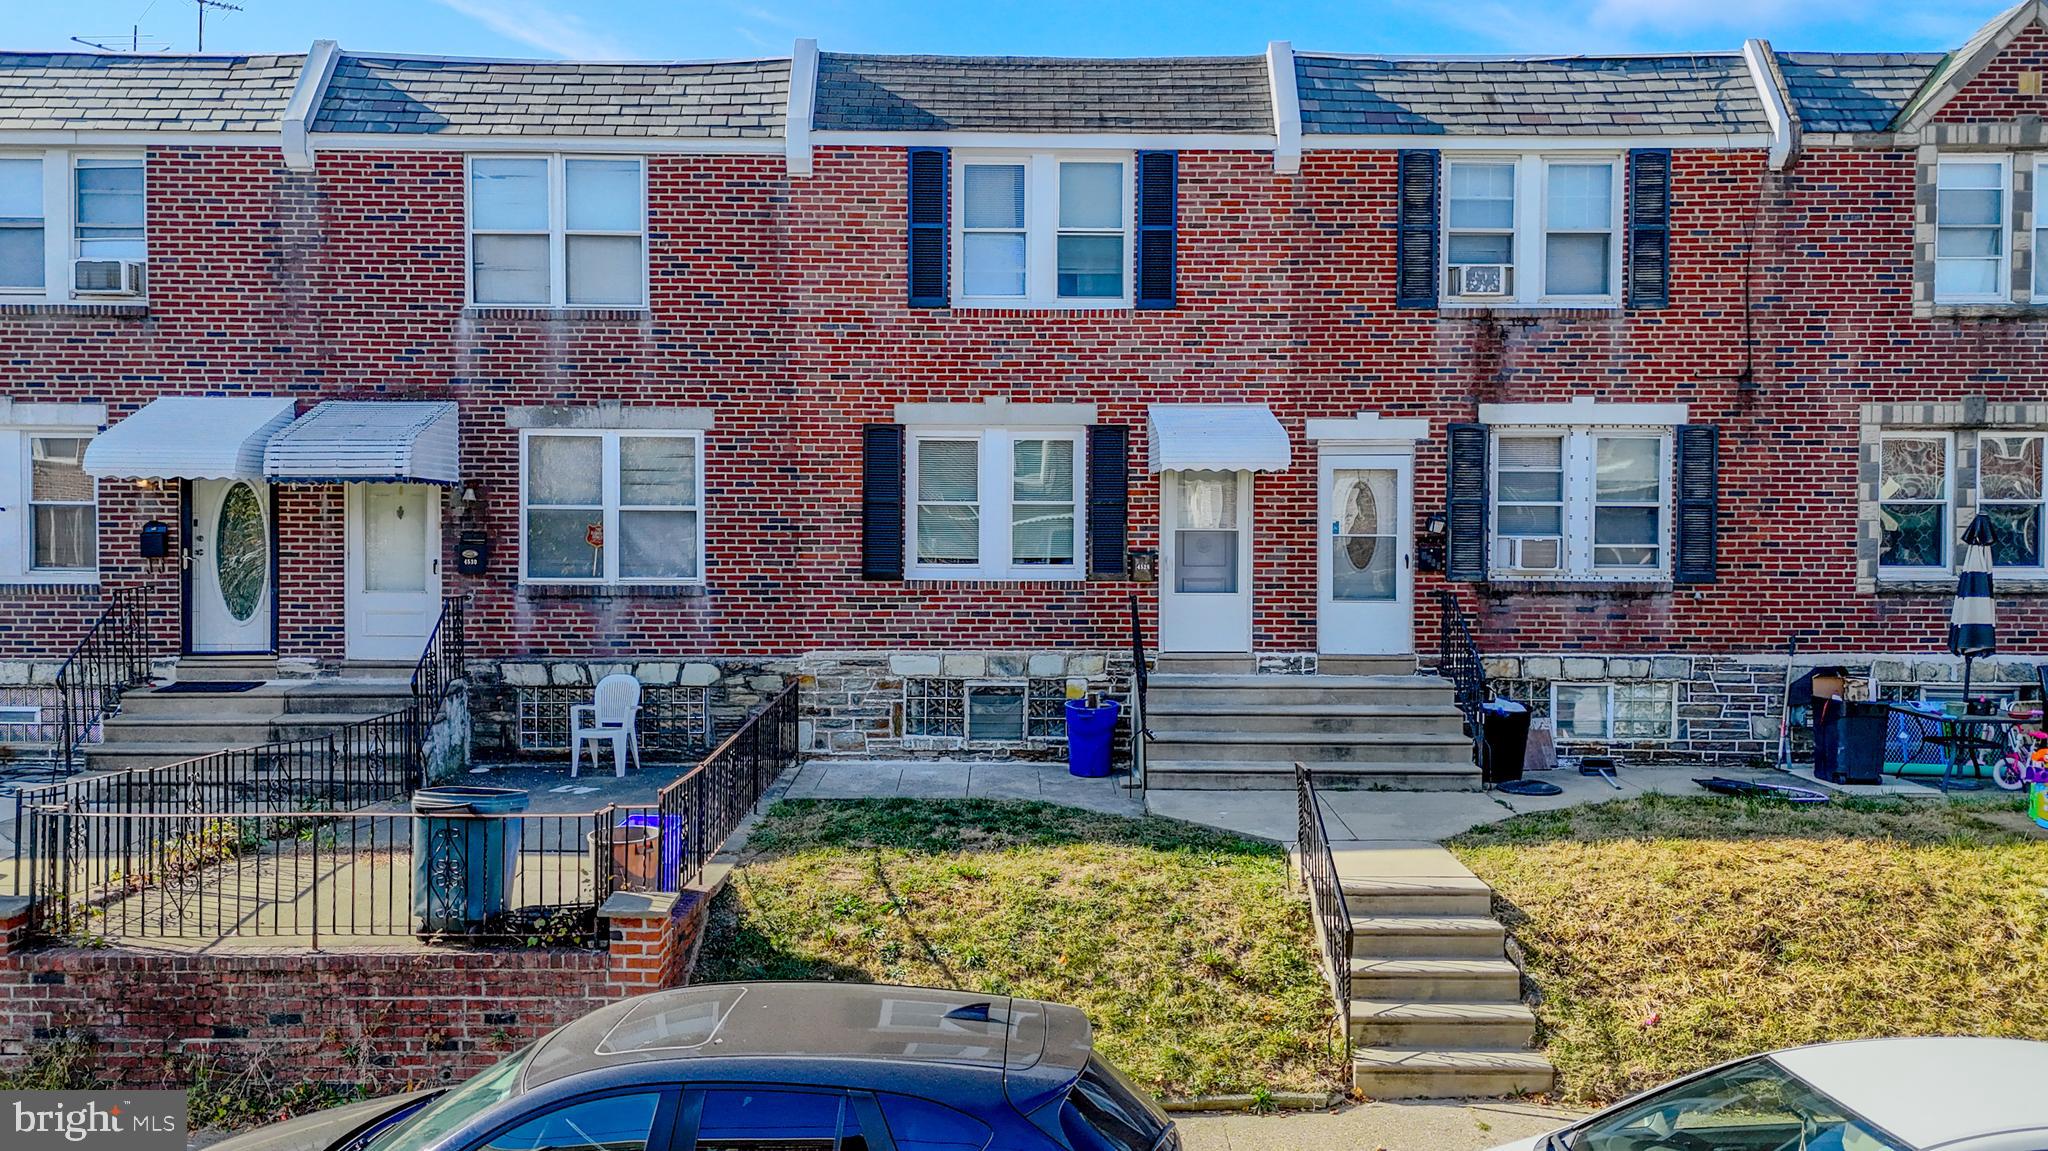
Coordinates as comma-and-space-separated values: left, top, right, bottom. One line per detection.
905, 678, 1073, 741
516, 685, 711, 753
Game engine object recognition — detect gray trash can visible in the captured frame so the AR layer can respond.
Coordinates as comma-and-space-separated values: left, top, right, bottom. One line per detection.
412, 786, 528, 934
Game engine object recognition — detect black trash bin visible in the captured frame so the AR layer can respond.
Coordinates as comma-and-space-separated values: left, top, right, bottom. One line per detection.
1480, 698, 1531, 785
1834, 701, 1890, 785
1811, 696, 1846, 782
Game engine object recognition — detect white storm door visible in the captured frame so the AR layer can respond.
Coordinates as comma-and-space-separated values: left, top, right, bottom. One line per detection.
1159, 469, 1253, 653
1318, 453, 1412, 656
189, 478, 274, 654
345, 483, 442, 661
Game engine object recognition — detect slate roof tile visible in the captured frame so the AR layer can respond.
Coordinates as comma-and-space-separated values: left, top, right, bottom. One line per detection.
812, 53, 1273, 133
0, 52, 303, 132
1774, 52, 1946, 133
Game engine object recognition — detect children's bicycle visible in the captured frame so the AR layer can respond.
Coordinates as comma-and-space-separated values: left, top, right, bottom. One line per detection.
1992, 700, 2048, 791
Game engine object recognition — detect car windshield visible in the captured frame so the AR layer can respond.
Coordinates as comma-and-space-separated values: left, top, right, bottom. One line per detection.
1566, 1057, 1908, 1151
365, 1045, 534, 1151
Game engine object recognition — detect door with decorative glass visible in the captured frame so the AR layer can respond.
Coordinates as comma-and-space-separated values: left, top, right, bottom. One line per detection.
346, 483, 442, 661
1318, 453, 1412, 655
1158, 469, 1252, 653
188, 478, 273, 653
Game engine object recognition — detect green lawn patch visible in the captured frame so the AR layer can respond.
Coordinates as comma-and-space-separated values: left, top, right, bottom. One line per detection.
696, 798, 1342, 1100
1451, 792, 2048, 1107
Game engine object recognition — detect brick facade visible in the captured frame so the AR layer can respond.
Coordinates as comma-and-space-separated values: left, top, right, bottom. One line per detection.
6, 26, 2048, 764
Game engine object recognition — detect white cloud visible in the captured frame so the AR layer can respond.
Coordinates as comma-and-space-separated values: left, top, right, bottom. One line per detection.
434, 0, 631, 59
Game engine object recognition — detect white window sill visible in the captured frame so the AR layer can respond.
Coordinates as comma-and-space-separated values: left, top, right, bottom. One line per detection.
947, 298, 1131, 312
518, 582, 707, 599
1442, 300, 1622, 316
0, 299, 149, 316
1487, 574, 1672, 593
0, 573, 102, 588
465, 305, 650, 320
907, 569, 1084, 584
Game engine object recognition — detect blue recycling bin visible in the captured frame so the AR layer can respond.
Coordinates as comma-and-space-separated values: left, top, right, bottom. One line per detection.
1065, 698, 1122, 778
412, 785, 528, 934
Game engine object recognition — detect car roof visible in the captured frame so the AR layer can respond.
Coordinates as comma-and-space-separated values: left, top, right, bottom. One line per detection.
520, 982, 1093, 1096
1771, 1037, 2048, 1146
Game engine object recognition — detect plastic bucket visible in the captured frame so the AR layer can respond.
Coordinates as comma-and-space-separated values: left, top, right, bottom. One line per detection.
594, 823, 663, 892
621, 812, 687, 890
1065, 699, 1122, 778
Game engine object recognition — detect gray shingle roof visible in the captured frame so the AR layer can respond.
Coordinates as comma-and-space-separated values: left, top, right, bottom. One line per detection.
1775, 52, 1945, 134
311, 55, 789, 137
1295, 54, 1768, 136
0, 53, 303, 133
813, 53, 1274, 133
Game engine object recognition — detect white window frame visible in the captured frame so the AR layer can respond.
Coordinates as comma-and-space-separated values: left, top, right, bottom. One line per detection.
1489, 424, 1673, 581
905, 427, 1085, 581
2035, 155, 2048, 303
517, 428, 704, 586
1876, 430, 1955, 580
1975, 430, 2048, 574
464, 154, 648, 309
950, 151, 1132, 310
1933, 154, 2012, 305
1552, 681, 1677, 743
1443, 153, 1622, 307
0, 149, 146, 304
0, 426, 98, 585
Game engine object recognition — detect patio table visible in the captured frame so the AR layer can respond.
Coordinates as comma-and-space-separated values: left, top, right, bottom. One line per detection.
1909, 710, 2023, 792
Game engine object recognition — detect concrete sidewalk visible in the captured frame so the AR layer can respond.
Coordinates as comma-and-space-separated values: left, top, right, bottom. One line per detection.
1178, 1099, 1580, 1151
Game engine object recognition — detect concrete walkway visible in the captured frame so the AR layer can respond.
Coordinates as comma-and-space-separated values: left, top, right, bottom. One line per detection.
779, 758, 1146, 816
1178, 1098, 1579, 1151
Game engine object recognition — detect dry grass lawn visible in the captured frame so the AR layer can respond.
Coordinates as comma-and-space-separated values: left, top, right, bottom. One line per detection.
695, 798, 1343, 1101
1451, 792, 2048, 1106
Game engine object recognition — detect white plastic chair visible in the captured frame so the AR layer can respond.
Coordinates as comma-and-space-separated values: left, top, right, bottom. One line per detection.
571, 674, 644, 778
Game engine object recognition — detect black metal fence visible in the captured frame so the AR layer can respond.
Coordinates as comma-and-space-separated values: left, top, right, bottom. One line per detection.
653, 682, 800, 893
410, 595, 467, 706
1296, 763, 1353, 1061
54, 586, 156, 773
1434, 588, 1491, 783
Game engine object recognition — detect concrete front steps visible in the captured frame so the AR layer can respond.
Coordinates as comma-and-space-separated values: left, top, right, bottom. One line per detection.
1328, 842, 1554, 1100
86, 661, 415, 771
1145, 670, 1479, 790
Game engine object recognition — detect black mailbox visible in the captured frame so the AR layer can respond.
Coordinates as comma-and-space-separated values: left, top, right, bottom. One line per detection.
139, 520, 171, 558
456, 529, 491, 575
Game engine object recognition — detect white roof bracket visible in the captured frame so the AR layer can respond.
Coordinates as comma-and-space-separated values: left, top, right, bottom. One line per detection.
281, 39, 341, 172
786, 38, 818, 178
1266, 40, 1302, 175
1742, 38, 1796, 172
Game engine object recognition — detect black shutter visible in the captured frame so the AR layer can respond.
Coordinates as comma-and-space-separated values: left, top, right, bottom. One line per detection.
907, 147, 949, 308
1086, 425, 1130, 578
1136, 151, 1178, 309
1396, 149, 1440, 309
1446, 423, 1489, 582
861, 424, 906, 580
1674, 424, 1719, 584
1627, 148, 1672, 309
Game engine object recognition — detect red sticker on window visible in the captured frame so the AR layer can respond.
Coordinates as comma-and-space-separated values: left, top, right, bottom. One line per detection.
585, 523, 604, 548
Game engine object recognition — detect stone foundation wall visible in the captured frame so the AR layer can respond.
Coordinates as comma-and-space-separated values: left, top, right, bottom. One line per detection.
465, 659, 790, 759
797, 648, 1134, 761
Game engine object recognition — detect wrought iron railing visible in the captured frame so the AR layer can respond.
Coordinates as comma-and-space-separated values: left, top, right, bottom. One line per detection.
410, 594, 467, 706
1296, 763, 1352, 1062
1128, 592, 1151, 791
1434, 587, 1491, 785
53, 586, 155, 773
653, 681, 801, 894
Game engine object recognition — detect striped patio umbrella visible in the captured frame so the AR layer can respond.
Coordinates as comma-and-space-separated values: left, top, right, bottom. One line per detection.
1950, 513, 1998, 660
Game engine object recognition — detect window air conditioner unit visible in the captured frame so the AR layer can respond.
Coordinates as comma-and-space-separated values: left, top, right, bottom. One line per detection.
1451, 263, 1511, 297
73, 258, 145, 297
1499, 536, 1562, 571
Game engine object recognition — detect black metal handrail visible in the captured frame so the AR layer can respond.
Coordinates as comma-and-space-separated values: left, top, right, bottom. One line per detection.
654, 682, 800, 894
1434, 587, 1491, 785
53, 586, 154, 774
1296, 763, 1352, 1062
410, 594, 467, 706
1128, 592, 1151, 791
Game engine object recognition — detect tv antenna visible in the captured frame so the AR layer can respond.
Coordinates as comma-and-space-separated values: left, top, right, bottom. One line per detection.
194, 0, 242, 51
70, 28, 174, 53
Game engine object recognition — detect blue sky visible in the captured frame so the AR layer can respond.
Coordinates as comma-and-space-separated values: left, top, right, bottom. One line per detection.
12, 0, 2021, 60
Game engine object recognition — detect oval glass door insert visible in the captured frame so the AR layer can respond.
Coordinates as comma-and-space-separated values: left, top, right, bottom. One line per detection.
215, 481, 268, 623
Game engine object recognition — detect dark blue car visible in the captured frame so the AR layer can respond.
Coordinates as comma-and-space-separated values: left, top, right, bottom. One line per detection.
209, 983, 1180, 1151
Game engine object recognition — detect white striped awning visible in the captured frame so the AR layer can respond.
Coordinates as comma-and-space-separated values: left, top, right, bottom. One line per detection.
1146, 404, 1293, 473
83, 396, 298, 481
263, 401, 460, 484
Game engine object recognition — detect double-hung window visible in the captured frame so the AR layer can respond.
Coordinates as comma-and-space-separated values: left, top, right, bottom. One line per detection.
1491, 426, 1669, 579
1979, 433, 2046, 571
469, 156, 645, 307
955, 153, 1129, 307
521, 430, 702, 584
1876, 433, 1951, 575
1444, 155, 1619, 305
0, 427, 97, 582
907, 428, 1083, 578
2037, 157, 2048, 301
1934, 156, 2009, 302
0, 152, 146, 300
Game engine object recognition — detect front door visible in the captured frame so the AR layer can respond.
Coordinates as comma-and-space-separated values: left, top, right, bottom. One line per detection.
188, 478, 273, 654
346, 483, 442, 661
1318, 453, 1413, 655
1159, 469, 1252, 653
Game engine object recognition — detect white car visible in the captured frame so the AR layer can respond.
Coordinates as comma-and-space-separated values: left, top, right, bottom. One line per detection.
1489, 1037, 2048, 1151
